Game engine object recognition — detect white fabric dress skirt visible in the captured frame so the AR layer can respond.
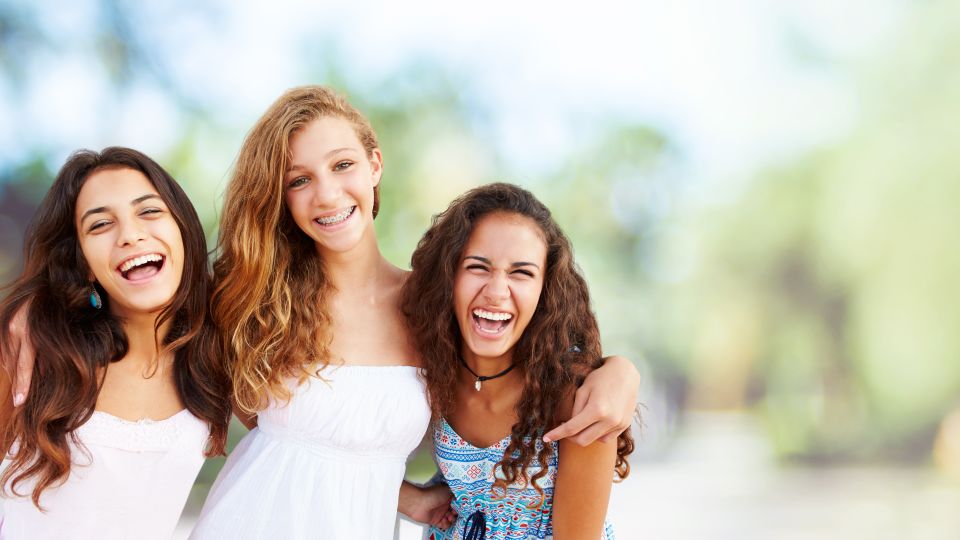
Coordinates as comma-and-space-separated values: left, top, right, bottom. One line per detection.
190, 365, 431, 539
0, 409, 209, 540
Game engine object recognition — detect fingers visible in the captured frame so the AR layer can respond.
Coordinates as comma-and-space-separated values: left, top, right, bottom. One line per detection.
4, 325, 20, 406
544, 392, 625, 446
572, 421, 611, 446
8, 306, 34, 407
14, 339, 34, 407
543, 416, 588, 444
543, 387, 590, 443
595, 405, 633, 444
431, 507, 457, 530
442, 508, 456, 529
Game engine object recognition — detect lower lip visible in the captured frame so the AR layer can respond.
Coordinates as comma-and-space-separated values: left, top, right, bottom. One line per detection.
471, 315, 512, 339
313, 207, 357, 233
118, 260, 166, 285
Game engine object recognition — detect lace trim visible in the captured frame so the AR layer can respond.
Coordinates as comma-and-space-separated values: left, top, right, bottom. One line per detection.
74, 409, 200, 452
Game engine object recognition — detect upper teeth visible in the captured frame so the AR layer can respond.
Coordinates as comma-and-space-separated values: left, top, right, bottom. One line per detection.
119, 254, 163, 273
474, 309, 512, 321
316, 207, 355, 225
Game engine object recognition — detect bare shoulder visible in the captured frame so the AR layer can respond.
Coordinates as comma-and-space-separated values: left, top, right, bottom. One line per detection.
387, 267, 419, 367
386, 264, 412, 290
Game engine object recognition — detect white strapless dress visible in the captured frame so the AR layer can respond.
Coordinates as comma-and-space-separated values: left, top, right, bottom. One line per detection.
190, 365, 431, 539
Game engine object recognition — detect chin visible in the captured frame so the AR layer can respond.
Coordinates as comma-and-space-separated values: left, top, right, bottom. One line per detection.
467, 344, 511, 361
315, 231, 367, 254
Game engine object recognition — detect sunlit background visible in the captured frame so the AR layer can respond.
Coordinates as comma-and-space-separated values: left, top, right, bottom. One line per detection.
2, 0, 959, 538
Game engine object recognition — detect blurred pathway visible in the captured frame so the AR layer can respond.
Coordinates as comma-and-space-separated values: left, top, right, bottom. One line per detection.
176, 412, 960, 539
399, 412, 960, 540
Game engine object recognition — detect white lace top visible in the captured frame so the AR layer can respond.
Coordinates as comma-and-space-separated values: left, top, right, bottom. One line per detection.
1, 409, 209, 540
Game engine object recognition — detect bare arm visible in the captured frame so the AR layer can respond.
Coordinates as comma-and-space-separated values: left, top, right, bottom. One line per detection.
397, 480, 456, 529
3, 304, 34, 407
551, 395, 619, 539
543, 355, 640, 445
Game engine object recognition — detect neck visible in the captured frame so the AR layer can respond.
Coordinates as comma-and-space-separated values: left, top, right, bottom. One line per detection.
460, 350, 518, 393
119, 312, 172, 368
318, 229, 392, 293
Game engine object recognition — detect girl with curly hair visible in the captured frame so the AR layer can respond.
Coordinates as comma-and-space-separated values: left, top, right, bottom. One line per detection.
0, 147, 231, 540
3, 87, 641, 538
190, 86, 639, 538
403, 183, 633, 539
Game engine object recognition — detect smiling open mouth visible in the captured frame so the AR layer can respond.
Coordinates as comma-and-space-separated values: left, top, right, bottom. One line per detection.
118, 254, 165, 281
472, 308, 513, 334
315, 206, 356, 226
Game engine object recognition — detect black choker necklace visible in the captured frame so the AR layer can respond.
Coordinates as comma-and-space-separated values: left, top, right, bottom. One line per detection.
458, 357, 516, 391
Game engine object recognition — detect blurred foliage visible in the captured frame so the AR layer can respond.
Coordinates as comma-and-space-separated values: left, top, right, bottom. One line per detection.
1, 0, 958, 471
663, 1, 960, 461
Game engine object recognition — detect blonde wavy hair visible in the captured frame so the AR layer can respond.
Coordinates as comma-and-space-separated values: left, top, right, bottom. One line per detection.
212, 86, 380, 413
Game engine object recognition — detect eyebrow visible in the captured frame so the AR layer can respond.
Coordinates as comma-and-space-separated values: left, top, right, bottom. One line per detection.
79, 193, 162, 224
286, 147, 356, 173
464, 255, 540, 270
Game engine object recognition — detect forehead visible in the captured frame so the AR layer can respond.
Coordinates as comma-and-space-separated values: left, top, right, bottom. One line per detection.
289, 116, 363, 159
76, 167, 158, 213
465, 212, 547, 261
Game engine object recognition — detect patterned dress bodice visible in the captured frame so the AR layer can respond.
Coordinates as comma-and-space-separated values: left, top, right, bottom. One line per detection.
426, 417, 614, 540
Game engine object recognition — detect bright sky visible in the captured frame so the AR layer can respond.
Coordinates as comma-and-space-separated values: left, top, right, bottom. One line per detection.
0, 0, 903, 202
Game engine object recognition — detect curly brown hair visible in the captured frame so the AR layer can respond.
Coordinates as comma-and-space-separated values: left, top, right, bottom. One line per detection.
211, 85, 381, 413
0, 147, 231, 508
402, 182, 632, 502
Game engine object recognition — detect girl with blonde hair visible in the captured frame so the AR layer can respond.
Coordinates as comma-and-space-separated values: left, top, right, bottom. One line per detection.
4, 86, 641, 538
192, 86, 640, 538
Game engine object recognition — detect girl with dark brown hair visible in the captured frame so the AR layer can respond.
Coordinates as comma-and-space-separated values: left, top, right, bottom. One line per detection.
0, 147, 231, 540
3, 87, 641, 538
403, 183, 634, 539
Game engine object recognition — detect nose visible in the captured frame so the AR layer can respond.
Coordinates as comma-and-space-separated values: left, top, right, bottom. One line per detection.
116, 218, 148, 246
310, 173, 343, 207
482, 271, 510, 303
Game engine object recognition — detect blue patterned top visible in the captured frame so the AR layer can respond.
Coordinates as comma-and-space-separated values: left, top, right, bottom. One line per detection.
425, 418, 615, 540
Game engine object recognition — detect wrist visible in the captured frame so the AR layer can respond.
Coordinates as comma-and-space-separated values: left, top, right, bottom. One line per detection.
397, 481, 423, 517
607, 355, 639, 385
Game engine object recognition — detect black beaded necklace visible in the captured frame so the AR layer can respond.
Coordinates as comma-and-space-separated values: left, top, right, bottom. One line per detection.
457, 357, 516, 391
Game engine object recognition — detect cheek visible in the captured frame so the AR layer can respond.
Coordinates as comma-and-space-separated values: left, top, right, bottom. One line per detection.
79, 240, 107, 279
453, 278, 470, 311
284, 192, 307, 220
520, 284, 544, 318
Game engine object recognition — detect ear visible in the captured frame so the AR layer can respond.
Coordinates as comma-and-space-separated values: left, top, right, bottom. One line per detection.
369, 148, 383, 188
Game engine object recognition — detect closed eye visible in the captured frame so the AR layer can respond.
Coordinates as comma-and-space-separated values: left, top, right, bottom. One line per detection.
139, 207, 164, 216
511, 269, 535, 278
88, 220, 111, 232
465, 264, 489, 272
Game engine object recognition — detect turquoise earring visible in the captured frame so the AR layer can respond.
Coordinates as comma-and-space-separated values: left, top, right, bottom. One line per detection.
89, 285, 102, 310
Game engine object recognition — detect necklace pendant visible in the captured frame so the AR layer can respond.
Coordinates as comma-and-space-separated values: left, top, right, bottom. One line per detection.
475, 379, 482, 391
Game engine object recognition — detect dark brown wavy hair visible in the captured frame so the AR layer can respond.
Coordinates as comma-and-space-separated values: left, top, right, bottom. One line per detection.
402, 182, 633, 504
0, 147, 231, 508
